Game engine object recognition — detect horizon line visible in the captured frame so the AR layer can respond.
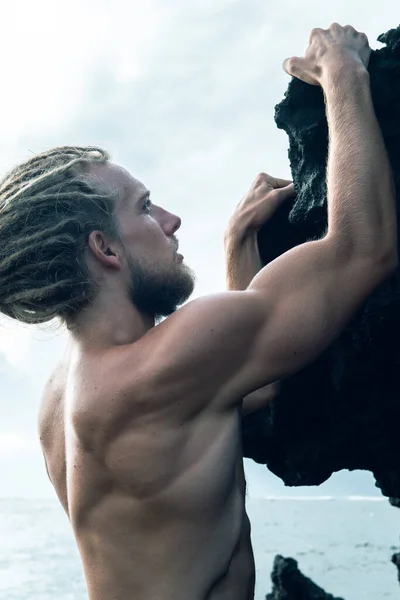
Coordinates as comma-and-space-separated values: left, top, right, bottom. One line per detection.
0, 494, 389, 502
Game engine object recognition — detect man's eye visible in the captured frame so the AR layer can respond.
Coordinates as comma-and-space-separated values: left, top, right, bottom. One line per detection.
143, 199, 152, 213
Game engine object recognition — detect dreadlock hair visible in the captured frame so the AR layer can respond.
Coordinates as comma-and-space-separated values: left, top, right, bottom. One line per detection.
0, 145, 121, 326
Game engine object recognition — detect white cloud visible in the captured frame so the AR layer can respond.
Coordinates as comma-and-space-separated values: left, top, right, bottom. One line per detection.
0, 322, 34, 370
0, 0, 168, 173
0, 318, 65, 375
0, 432, 37, 454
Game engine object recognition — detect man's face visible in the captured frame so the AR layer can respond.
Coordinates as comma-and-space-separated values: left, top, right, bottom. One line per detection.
90, 162, 195, 319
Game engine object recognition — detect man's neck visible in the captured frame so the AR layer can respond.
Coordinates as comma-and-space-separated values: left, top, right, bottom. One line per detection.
68, 295, 155, 350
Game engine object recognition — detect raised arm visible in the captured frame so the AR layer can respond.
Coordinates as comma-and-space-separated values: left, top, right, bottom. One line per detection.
224, 176, 294, 291
146, 24, 397, 411
226, 24, 397, 395
224, 177, 295, 413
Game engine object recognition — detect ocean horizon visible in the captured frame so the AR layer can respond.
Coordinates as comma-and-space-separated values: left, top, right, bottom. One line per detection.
0, 494, 390, 500
0, 497, 398, 599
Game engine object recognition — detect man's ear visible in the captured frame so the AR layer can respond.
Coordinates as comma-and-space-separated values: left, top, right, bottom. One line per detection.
87, 231, 122, 271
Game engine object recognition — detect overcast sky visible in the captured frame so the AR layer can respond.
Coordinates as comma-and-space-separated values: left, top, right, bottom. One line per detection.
0, 0, 398, 499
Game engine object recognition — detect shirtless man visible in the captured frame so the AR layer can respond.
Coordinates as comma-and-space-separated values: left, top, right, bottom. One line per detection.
0, 24, 395, 600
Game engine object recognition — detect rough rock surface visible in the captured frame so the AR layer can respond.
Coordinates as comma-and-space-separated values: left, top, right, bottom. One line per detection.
242, 25, 400, 499
392, 553, 400, 583
265, 555, 344, 600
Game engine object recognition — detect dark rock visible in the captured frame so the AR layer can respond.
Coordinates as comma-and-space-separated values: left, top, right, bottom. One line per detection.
266, 555, 344, 599
242, 25, 400, 498
392, 552, 400, 583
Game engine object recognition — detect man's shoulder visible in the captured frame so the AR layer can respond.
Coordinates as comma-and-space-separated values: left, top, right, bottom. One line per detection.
72, 289, 263, 436
38, 361, 67, 439
68, 338, 187, 437
104, 291, 265, 417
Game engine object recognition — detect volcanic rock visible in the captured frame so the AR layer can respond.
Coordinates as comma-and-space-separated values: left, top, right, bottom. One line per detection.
266, 555, 344, 600
242, 25, 400, 498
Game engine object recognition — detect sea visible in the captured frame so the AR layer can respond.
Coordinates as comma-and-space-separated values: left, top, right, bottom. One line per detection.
0, 497, 398, 600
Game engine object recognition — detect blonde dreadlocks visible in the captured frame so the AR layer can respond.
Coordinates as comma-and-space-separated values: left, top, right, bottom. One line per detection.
0, 145, 119, 325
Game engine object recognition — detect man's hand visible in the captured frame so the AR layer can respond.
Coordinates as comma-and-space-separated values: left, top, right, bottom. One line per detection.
283, 23, 370, 86
226, 172, 295, 238
224, 173, 295, 290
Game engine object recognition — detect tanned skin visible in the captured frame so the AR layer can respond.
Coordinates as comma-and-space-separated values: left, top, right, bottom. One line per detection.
225, 176, 295, 415
38, 25, 397, 600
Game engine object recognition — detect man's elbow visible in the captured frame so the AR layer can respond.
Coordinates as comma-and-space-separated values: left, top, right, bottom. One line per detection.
348, 238, 398, 284
242, 382, 281, 415
375, 246, 398, 279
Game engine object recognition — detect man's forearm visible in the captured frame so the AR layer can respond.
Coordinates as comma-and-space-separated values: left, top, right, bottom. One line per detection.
225, 227, 280, 413
324, 64, 397, 260
224, 232, 262, 291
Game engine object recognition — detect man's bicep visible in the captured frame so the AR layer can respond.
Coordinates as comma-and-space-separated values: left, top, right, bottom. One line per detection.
148, 291, 267, 401
234, 239, 377, 393
148, 241, 375, 407
247, 276, 335, 385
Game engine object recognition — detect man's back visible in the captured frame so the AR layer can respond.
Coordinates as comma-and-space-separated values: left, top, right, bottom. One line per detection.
38, 341, 255, 600
6, 22, 396, 600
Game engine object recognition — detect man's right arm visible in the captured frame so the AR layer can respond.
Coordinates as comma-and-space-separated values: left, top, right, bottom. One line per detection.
145, 25, 397, 409
226, 26, 397, 397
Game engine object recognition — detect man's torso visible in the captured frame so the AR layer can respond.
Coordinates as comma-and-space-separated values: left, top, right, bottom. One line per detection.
38, 342, 255, 600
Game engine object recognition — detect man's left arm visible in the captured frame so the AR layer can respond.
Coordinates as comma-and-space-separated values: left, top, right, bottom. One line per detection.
225, 228, 281, 414
224, 174, 295, 412
225, 230, 262, 291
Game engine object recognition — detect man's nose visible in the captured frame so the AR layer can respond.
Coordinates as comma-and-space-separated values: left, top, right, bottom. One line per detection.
169, 213, 182, 235
157, 206, 181, 236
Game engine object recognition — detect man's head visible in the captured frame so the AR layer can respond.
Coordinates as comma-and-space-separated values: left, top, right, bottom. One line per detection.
0, 146, 195, 327
85, 159, 195, 322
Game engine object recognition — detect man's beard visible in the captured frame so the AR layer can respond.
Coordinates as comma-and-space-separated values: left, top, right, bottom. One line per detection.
127, 254, 196, 320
